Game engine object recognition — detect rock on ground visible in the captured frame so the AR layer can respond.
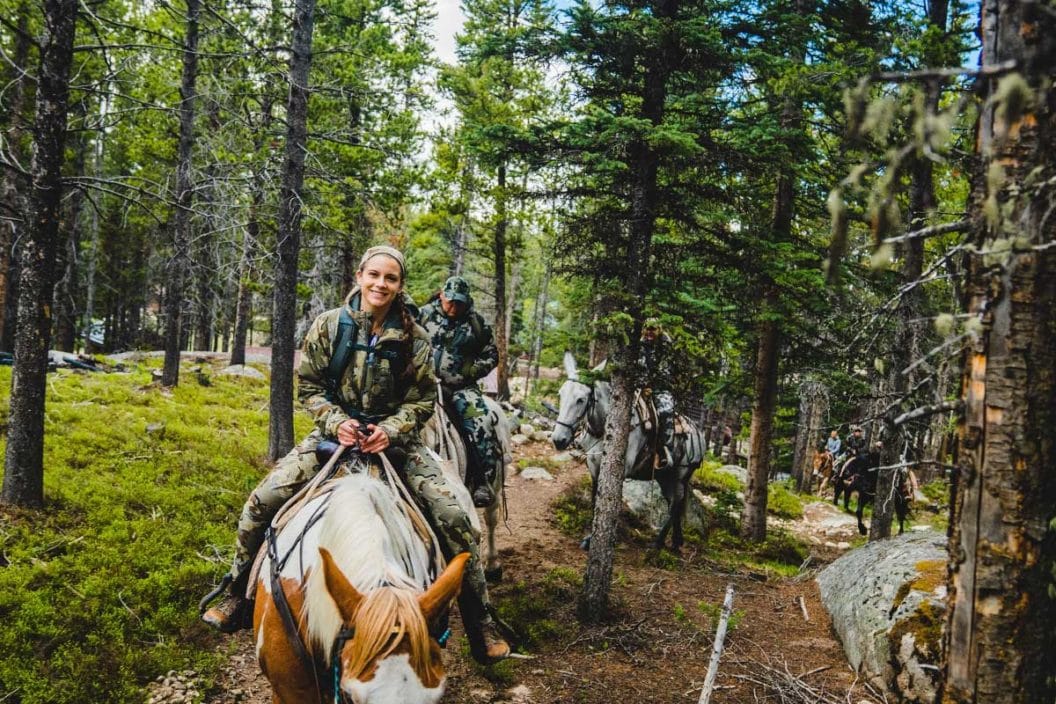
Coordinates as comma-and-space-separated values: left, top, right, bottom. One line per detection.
621, 479, 707, 536
218, 364, 266, 380
816, 531, 946, 702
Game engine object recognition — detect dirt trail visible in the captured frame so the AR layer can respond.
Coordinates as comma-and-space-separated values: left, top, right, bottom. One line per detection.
194, 440, 878, 704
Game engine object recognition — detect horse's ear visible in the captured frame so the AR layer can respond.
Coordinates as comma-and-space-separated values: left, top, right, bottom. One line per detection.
563, 351, 579, 381
320, 547, 364, 623
419, 553, 469, 622
591, 359, 607, 373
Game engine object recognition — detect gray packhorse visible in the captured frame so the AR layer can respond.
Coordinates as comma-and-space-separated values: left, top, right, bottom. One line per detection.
550, 352, 704, 553
421, 393, 511, 582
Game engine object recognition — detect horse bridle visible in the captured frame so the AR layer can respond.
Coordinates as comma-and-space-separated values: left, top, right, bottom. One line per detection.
328, 607, 452, 703
554, 380, 597, 436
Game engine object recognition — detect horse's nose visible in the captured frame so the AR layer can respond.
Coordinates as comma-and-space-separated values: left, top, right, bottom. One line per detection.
551, 431, 569, 450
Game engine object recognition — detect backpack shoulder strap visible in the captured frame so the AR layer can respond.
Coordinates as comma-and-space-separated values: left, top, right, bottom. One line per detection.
326, 308, 358, 395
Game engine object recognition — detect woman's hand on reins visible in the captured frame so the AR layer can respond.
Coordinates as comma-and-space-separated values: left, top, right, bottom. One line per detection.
359, 424, 390, 453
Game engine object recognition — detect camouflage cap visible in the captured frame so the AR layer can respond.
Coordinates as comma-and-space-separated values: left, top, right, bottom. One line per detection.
442, 276, 471, 304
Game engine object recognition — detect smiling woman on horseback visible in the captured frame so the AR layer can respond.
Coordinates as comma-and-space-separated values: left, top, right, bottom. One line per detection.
201, 245, 509, 665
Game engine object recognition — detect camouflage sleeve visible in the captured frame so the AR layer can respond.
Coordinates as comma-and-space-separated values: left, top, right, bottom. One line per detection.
469, 314, 498, 381
297, 312, 351, 438
377, 335, 438, 448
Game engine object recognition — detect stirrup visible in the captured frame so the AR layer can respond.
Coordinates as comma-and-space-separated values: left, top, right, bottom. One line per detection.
198, 573, 232, 614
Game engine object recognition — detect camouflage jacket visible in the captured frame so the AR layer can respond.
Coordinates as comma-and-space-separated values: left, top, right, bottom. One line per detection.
298, 288, 436, 448
418, 299, 498, 391
637, 334, 674, 390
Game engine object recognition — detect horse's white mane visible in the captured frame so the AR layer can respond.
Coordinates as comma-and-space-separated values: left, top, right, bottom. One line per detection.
302, 474, 432, 660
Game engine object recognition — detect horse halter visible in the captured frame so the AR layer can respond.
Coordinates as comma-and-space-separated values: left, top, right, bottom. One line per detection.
328, 612, 452, 703
555, 381, 596, 434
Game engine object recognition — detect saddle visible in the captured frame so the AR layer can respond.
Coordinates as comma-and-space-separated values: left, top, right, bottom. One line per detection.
633, 391, 688, 470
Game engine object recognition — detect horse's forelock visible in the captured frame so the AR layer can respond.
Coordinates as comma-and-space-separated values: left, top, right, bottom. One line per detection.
342, 587, 441, 688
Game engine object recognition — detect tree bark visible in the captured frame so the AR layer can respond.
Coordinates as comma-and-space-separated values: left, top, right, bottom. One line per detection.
268, 0, 317, 461
492, 160, 510, 400
741, 313, 780, 541
579, 0, 675, 621
740, 0, 806, 540
52, 101, 90, 352
792, 380, 827, 491
161, 0, 201, 386
1, 0, 78, 508
0, 1, 32, 352
940, 2, 1056, 701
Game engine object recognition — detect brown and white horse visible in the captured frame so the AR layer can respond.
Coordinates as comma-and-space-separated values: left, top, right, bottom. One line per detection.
253, 472, 467, 704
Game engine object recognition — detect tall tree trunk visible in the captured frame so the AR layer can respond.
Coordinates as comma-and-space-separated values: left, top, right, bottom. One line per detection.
492, 161, 510, 400
742, 158, 794, 542
52, 102, 90, 352
80, 88, 109, 352
580, 0, 674, 621
940, 2, 1056, 701
193, 130, 220, 352
792, 379, 827, 491
740, 0, 806, 539
268, 0, 317, 460
0, 1, 32, 351
871, 0, 947, 540
161, 0, 201, 386
229, 202, 257, 367
1, 0, 78, 508
742, 313, 780, 541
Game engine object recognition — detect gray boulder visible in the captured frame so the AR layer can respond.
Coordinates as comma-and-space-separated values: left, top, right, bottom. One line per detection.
716, 464, 747, 485
218, 364, 266, 380
816, 531, 946, 702
621, 480, 707, 535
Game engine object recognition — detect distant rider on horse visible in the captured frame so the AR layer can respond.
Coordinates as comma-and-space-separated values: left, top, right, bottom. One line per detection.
201, 247, 510, 664
839, 425, 867, 476
418, 276, 502, 508
637, 318, 677, 469
825, 429, 841, 460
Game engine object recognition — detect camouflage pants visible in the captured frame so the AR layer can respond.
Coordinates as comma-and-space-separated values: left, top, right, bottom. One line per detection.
654, 390, 675, 447
449, 386, 502, 486
228, 429, 490, 604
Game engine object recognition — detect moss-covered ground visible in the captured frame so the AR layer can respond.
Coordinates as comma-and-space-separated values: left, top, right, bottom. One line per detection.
0, 359, 311, 704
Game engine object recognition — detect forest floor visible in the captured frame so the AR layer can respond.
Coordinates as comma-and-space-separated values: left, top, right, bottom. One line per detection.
192, 437, 888, 704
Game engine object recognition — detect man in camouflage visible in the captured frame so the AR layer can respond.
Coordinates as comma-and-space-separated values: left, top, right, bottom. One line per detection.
418, 276, 501, 507
201, 246, 509, 664
638, 318, 677, 468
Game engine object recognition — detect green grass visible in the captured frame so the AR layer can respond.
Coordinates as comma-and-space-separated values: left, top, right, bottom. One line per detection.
0, 360, 311, 704
767, 481, 804, 520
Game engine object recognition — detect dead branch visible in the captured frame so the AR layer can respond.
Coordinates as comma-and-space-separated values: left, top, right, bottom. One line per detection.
698, 584, 735, 704
880, 219, 969, 246
870, 59, 1017, 84
798, 595, 809, 622
893, 399, 962, 427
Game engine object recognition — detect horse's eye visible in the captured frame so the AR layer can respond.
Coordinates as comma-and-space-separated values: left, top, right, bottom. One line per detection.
576, 398, 584, 404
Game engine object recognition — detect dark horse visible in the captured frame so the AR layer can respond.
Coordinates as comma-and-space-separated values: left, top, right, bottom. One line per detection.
549, 353, 705, 553
835, 452, 911, 535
